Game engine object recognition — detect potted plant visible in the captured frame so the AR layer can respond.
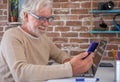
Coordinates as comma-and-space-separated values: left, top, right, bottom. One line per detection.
10, 0, 18, 22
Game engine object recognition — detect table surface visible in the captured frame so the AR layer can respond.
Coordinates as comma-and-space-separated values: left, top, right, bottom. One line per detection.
95, 60, 115, 82
47, 60, 115, 82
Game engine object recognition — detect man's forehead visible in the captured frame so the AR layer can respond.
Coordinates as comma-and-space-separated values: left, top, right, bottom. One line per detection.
35, 8, 52, 16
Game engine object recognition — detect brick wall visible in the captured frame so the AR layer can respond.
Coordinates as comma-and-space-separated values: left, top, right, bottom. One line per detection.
0, 0, 7, 40
0, 0, 120, 60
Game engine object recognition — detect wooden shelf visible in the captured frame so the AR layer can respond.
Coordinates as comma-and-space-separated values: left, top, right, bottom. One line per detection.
89, 0, 120, 34
89, 30, 120, 34
8, 22, 21, 25
7, 22, 21, 27
89, 10, 120, 14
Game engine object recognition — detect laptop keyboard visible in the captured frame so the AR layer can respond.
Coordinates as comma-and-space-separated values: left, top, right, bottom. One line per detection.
75, 68, 94, 77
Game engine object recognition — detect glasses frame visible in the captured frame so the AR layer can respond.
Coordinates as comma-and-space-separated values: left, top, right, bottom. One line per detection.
29, 12, 54, 22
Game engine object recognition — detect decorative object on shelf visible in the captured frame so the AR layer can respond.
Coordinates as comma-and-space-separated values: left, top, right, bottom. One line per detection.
113, 14, 120, 31
93, 16, 108, 31
10, 0, 19, 22
99, 17, 108, 29
98, 1, 114, 10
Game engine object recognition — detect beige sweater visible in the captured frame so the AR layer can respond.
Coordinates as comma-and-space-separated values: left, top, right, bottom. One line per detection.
0, 26, 72, 82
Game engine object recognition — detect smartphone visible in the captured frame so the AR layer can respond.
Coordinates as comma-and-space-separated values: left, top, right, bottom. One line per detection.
82, 41, 99, 59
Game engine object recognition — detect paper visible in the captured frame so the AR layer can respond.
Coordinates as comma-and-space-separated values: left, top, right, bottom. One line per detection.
47, 77, 75, 82
115, 60, 120, 82
47, 77, 99, 82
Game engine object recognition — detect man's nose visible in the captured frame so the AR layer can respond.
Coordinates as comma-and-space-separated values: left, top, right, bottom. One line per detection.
43, 21, 49, 27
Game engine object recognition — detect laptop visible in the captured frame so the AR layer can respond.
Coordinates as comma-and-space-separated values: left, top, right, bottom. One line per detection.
76, 39, 107, 77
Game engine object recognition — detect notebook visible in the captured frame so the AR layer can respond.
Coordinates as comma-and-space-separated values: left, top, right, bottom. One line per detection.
76, 39, 107, 77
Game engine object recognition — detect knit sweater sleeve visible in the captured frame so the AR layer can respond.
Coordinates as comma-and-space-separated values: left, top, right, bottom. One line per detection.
0, 29, 73, 82
44, 35, 71, 63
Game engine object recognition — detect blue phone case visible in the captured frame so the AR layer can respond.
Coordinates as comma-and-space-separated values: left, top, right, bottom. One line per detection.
82, 41, 98, 59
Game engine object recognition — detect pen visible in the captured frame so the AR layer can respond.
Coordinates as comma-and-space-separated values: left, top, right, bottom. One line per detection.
111, 49, 116, 60
116, 51, 119, 60
118, 52, 120, 60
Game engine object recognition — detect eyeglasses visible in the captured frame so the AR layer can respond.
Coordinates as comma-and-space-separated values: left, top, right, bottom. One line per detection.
29, 12, 54, 22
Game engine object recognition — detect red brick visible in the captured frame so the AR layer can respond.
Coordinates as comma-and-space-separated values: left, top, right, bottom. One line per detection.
55, 27, 70, 31
102, 57, 114, 60
60, 3, 80, 8
53, 3, 60, 8
54, 9, 69, 14
71, 9, 88, 14
68, 15, 80, 20
71, 26, 89, 32
0, 22, 7, 26
79, 15, 90, 19
71, 0, 88, 2
70, 38, 88, 43
47, 33, 60, 37
80, 44, 89, 49
0, 10, 3, 15
3, 0, 7, 3
0, 27, 3, 31
4, 10, 7, 15
99, 34, 116, 37
47, 26, 53, 31
109, 38, 120, 44
61, 32, 78, 37
91, 2, 97, 9
118, 2, 120, 7
81, 2, 91, 9
0, 16, 7, 20
80, 33, 94, 38
53, 16, 60, 20
51, 21, 64, 26
66, 21, 82, 26
0, 4, 7, 9
108, 52, 115, 58
53, 0, 69, 2
55, 15, 80, 20
106, 45, 118, 50
0, 32, 4, 37
53, 38, 68, 43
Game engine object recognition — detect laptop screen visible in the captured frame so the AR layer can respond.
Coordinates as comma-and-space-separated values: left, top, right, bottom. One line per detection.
92, 40, 107, 75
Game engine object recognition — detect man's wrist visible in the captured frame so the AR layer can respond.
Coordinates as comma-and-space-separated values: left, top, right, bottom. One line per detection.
63, 57, 72, 63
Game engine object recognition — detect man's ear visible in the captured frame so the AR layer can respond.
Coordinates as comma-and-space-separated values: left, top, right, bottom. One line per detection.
24, 12, 28, 22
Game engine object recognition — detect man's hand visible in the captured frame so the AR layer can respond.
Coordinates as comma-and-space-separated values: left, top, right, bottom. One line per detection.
63, 57, 72, 63
69, 52, 94, 76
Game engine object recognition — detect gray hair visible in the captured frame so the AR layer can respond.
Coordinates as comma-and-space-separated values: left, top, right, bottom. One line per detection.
19, 0, 52, 22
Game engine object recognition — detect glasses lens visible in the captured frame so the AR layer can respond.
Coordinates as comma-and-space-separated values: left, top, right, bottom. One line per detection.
29, 12, 54, 22
48, 16, 54, 22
